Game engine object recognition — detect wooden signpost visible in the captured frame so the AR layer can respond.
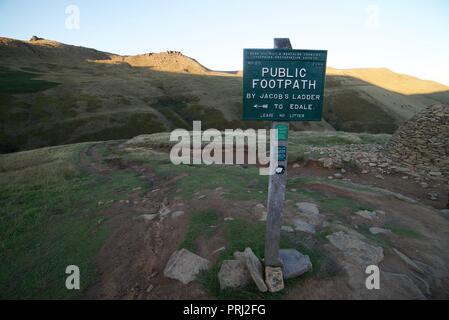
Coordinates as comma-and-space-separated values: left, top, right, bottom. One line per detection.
243, 39, 327, 271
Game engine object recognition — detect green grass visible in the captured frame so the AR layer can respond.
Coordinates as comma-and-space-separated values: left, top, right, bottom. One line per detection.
122, 149, 269, 201
385, 224, 424, 239
323, 90, 398, 134
177, 209, 322, 300
0, 68, 59, 94
179, 210, 220, 252
152, 95, 243, 130
286, 177, 369, 215
0, 143, 150, 299
358, 226, 392, 248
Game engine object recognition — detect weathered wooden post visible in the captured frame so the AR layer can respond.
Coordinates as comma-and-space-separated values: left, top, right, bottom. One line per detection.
242, 38, 327, 292
264, 38, 292, 268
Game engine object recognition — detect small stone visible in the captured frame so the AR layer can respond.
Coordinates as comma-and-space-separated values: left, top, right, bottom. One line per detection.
279, 249, 312, 279
361, 170, 369, 174
159, 206, 171, 217
428, 192, 439, 201
341, 168, 346, 174
369, 227, 391, 235
281, 226, 294, 233
296, 202, 320, 215
293, 163, 300, 168
139, 214, 158, 221
355, 210, 377, 220
333, 173, 343, 179
213, 246, 226, 254
429, 171, 442, 177
264, 267, 284, 293
171, 211, 185, 218
237, 248, 267, 292
375, 174, 384, 179
321, 158, 333, 168
146, 284, 154, 293
290, 188, 297, 192
328, 176, 333, 180
419, 182, 428, 188
218, 260, 251, 290
402, 176, 409, 180
369, 163, 377, 167
293, 219, 316, 234
197, 195, 207, 200
163, 249, 210, 284
224, 217, 235, 221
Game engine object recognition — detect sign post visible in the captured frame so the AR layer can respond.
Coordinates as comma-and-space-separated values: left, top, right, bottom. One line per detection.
242, 39, 327, 280
264, 38, 292, 268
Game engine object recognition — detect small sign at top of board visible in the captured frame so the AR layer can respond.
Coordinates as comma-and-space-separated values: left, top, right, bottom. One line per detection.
243, 49, 327, 121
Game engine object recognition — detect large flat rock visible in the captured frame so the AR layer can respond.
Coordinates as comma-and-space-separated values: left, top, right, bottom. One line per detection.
293, 219, 316, 234
326, 231, 384, 266
279, 249, 312, 279
163, 249, 210, 284
296, 202, 320, 215
234, 248, 267, 292
218, 260, 251, 290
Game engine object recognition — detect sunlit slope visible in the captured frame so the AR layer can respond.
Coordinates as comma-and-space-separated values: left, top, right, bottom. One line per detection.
324, 67, 449, 132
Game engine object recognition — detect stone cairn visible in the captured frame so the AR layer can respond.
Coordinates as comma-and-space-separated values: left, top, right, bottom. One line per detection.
385, 104, 449, 178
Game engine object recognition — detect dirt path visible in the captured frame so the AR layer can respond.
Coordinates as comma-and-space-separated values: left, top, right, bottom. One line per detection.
78, 143, 449, 300
80, 143, 208, 299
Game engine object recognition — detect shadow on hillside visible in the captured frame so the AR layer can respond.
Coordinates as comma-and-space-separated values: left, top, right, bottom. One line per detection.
85, 59, 449, 134
0, 54, 448, 153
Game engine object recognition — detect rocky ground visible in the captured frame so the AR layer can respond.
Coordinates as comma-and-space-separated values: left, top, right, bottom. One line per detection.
2, 131, 448, 300
307, 144, 448, 206
81, 140, 449, 299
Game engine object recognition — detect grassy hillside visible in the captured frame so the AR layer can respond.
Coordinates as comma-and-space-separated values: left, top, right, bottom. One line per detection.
1, 37, 448, 153
0, 131, 389, 299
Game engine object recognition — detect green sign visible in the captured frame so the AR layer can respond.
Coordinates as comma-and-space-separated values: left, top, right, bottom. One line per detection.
276, 124, 288, 141
243, 49, 327, 121
278, 146, 287, 161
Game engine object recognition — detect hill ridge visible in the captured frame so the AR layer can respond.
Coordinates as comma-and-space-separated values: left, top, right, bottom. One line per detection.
1, 36, 449, 153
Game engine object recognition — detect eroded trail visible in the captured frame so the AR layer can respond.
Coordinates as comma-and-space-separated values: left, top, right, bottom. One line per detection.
80, 143, 207, 299
78, 142, 449, 299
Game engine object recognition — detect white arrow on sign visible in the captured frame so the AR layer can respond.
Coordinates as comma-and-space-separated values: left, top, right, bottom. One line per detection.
253, 104, 268, 109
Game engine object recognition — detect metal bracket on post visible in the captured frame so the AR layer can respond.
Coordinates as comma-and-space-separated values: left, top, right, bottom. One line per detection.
264, 38, 292, 267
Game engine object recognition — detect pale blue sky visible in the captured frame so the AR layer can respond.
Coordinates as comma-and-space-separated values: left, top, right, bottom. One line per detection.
1, 0, 448, 85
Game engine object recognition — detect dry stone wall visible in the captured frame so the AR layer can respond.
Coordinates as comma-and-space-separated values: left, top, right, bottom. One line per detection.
386, 104, 449, 178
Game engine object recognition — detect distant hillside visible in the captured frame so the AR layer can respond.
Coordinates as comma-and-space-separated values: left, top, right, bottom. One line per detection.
324, 67, 449, 132
1, 36, 448, 153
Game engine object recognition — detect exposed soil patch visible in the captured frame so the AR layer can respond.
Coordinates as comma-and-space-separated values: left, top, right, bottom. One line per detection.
80, 143, 449, 300
292, 160, 449, 209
